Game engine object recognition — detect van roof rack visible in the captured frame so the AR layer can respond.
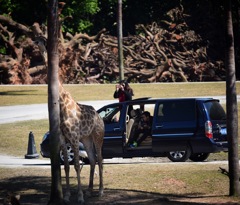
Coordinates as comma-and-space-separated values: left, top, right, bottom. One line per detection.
132, 97, 151, 101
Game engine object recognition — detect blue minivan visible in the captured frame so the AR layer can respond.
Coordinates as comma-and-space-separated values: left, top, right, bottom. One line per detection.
40, 97, 228, 162
97, 97, 228, 162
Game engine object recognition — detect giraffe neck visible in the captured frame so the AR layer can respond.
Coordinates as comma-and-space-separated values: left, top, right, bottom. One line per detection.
58, 82, 79, 120
58, 82, 65, 98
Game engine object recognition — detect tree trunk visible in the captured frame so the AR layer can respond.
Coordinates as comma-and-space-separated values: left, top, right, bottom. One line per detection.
117, 0, 124, 81
225, 0, 240, 197
47, 0, 64, 204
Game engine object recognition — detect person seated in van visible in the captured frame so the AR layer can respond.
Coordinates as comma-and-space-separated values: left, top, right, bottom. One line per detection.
129, 111, 153, 148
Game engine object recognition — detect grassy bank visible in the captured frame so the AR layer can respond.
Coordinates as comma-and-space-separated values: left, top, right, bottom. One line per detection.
0, 82, 239, 106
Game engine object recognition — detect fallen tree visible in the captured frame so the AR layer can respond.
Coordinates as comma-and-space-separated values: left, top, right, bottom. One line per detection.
0, 5, 225, 84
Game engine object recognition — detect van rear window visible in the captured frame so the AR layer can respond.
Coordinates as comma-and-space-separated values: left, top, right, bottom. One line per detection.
204, 101, 226, 120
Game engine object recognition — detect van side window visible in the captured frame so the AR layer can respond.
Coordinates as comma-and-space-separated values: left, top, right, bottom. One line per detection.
157, 101, 196, 122
99, 106, 121, 123
156, 103, 164, 122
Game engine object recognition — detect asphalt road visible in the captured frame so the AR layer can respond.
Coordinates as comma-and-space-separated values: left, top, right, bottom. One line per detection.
1, 95, 238, 124
0, 100, 115, 124
0, 154, 229, 168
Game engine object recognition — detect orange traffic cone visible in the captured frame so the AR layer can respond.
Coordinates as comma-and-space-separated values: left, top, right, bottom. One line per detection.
25, 131, 39, 159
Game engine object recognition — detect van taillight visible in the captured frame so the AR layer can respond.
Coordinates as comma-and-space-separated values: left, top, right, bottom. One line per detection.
205, 121, 213, 139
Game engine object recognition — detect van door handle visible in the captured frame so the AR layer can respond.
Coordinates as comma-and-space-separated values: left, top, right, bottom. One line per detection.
114, 128, 120, 131
156, 125, 163, 128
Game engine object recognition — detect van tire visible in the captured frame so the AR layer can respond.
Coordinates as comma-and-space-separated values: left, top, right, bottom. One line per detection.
60, 143, 75, 165
167, 146, 191, 162
189, 153, 210, 162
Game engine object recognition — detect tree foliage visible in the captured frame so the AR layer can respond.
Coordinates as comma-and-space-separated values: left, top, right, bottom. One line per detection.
1, 0, 239, 36
0, 0, 239, 83
61, 0, 100, 33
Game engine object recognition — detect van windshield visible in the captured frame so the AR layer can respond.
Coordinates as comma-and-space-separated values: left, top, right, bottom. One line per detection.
204, 101, 226, 120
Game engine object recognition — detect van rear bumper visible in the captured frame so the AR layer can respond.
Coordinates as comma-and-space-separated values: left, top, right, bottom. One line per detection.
212, 141, 228, 152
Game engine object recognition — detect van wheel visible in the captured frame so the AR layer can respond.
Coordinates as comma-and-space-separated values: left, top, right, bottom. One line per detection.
167, 146, 191, 162
189, 153, 210, 162
60, 143, 75, 164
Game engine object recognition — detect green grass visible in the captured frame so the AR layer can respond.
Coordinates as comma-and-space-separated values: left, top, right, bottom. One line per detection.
0, 120, 49, 156
0, 82, 239, 106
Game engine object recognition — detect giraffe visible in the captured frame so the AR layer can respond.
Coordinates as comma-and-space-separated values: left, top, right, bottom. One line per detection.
59, 83, 104, 204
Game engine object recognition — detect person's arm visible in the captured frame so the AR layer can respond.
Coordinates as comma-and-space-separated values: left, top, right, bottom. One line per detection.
113, 84, 120, 98
113, 90, 119, 98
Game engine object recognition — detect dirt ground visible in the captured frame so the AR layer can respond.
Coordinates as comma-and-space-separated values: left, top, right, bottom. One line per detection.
1, 187, 240, 205
69, 189, 240, 205
0, 165, 240, 205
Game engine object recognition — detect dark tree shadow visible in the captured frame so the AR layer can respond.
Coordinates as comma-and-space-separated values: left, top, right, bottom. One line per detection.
0, 90, 43, 96
0, 175, 238, 205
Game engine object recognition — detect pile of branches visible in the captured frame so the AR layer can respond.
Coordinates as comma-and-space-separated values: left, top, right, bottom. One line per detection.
0, 5, 225, 84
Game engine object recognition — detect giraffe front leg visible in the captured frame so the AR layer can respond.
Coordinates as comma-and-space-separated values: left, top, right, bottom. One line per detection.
96, 146, 104, 197
98, 155, 104, 197
62, 144, 71, 202
87, 161, 95, 196
73, 146, 84, 204
82, 140, 95, 197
